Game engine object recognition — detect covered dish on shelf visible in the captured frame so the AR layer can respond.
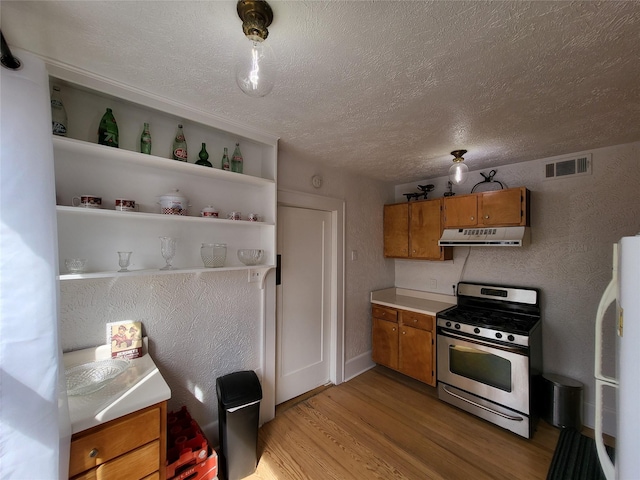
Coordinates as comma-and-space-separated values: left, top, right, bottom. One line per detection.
158, 189, 189, 215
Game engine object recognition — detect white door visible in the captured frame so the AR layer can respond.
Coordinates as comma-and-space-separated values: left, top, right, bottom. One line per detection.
276, 205, 332, 404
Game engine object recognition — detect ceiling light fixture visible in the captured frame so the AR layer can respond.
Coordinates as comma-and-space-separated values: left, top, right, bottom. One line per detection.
236, 0, 276, 97
449, 149, 469, 185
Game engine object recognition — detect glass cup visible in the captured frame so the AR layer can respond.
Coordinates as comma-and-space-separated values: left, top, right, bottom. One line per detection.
201, 243, 226, 268
117, 251, 132, 272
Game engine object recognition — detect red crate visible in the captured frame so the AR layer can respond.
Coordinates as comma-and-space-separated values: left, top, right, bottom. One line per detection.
169, 448, 218, 480
166, 406, 215, 479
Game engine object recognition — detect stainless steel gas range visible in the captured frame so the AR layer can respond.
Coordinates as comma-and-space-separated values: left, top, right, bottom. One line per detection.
436, 282, 542, 438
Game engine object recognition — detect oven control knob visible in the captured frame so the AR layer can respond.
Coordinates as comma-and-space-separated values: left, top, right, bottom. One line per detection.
473, 328, 480, 334
454, 323, 461, 330
496, 332, 502, 339
508, 335, 515, 342
446, 321, 451, 328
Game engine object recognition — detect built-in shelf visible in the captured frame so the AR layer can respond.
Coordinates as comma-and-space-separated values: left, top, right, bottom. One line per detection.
53, 136, 275, 188
56, 205, 274, 225
50, 63, 277, 282
59, 265, 275, 281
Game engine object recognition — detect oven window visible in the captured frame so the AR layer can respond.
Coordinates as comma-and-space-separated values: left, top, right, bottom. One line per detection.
449, 345, 512, 392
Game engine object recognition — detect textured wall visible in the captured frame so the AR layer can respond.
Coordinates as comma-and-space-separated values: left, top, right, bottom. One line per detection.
59, 270, 262, 440
394, 141, 640, 432
277, 153, 395, 361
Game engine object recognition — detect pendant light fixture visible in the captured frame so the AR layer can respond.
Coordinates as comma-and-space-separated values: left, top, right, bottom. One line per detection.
449, 149, 469, 185
236, 0, 276, 97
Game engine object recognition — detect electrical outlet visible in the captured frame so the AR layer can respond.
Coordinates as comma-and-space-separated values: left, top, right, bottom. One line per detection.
428, 278, 437, 290
248, 269, 262, 283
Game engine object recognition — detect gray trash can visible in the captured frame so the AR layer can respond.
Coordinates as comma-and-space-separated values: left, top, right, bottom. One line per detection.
542, 373, 583, 429
216, 370, 263, 480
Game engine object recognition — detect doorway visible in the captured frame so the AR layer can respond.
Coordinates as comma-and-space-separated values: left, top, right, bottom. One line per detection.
276, 189, 344, 405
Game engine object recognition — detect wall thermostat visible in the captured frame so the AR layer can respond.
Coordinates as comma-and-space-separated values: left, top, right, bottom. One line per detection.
312, 175, 322, 188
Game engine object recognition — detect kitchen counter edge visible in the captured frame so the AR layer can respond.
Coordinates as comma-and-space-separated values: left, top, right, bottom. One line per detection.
371, 287, 456, 316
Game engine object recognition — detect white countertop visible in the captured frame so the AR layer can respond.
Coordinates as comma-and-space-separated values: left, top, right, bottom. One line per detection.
64, 338, 171, 434
371, 288, 456, 316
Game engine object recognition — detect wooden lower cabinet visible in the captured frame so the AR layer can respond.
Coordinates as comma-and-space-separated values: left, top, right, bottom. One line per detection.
69, 402, 167, 480
371, 305, 436, 386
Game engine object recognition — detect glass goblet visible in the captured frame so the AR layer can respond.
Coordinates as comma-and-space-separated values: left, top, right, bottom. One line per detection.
117, 251, 132, 272
159, 236, 176, 270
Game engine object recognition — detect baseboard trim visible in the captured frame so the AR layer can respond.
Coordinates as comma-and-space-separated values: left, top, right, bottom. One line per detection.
344, 350, 375, 381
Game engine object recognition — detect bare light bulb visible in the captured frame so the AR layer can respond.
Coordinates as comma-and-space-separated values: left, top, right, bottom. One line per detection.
235, 37, 276, 97
449, 162, 469, 185
449, 149, 469, 185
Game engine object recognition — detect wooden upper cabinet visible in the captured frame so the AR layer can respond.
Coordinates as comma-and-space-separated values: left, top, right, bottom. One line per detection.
441, 195, 478, 228
479, 188, 527, 226
384, 199, 452, 261
383, 203, 409, 257
410, 200, 444, 259
444, 187, 529, 228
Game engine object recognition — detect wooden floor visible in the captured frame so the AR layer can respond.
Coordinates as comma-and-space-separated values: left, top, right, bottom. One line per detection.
247, 366, 560, 480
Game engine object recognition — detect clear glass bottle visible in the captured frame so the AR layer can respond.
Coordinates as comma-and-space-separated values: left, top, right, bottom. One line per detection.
140, 122, 152, 154
172, 124, 187, 161
98, 108, 119, 147
195, 143, 212, 167
231, 142, 244, 173
51, 86, 68, 137
221, 147, 230, 171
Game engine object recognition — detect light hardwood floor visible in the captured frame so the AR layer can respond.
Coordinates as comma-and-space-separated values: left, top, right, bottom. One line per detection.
247, 366, 560, 480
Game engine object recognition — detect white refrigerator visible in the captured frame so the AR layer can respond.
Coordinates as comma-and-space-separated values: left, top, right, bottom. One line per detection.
595, 234, 640, 479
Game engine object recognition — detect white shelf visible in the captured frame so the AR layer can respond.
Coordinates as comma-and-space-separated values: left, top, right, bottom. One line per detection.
59, 264, 276, 281
56, 205, 274, 226
53, 136, 275, 188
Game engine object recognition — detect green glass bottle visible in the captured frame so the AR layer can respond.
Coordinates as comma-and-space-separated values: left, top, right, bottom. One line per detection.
140, 122, 152, 154
195, 143, 212, 167
221, 147, 230, 171
98, 108, 119, 147
231, 142, 244, 173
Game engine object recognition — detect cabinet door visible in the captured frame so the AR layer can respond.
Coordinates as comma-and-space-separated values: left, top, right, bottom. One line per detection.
399, 325, 434, 385
479, 188, 525, 226
410, 199, 447, 260
383, 203, 409, 257
372, 318, 399, 369
443, 195, 478, 228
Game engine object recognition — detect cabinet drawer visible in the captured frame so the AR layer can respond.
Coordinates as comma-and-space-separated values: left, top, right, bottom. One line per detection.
372, 305, 398, 322
400, 310, 434, 331
69, 406, 160, 477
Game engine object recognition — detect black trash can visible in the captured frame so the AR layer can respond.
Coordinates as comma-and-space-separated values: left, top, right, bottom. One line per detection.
542, 373, 583, 429
216, 370, 263, 480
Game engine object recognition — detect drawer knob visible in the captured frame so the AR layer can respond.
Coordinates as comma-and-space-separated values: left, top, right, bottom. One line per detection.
470, 216, 475, 221
402, 331, 406, 335
484, 215, 489, 219
413, 319, 417, 323
89, 448, 99, 458
392, 327, 396, 332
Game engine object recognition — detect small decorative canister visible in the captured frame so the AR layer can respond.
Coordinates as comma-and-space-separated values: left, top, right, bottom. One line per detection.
158, 189, 189, 215
200, 205, 219, 218
201, 243, 226, 268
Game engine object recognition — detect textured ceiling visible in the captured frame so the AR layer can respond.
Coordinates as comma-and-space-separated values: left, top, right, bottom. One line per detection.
2, 1, 639, 184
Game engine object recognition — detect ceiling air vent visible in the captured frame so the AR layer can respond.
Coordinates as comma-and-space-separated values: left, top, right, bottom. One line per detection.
544, 153, 592, 180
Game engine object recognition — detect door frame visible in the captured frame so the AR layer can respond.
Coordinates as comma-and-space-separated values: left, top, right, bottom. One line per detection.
277, 188, 345, 387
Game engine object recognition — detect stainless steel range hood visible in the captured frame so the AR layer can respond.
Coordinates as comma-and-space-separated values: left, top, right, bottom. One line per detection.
438, 226, 530, 247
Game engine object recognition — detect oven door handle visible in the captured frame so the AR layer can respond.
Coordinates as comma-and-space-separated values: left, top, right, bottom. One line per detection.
438, 329, 527, 356
442, 385, 524, 422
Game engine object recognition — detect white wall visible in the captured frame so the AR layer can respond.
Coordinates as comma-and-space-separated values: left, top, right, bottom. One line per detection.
277, 151, 395, 378
394, 141, 640, 433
